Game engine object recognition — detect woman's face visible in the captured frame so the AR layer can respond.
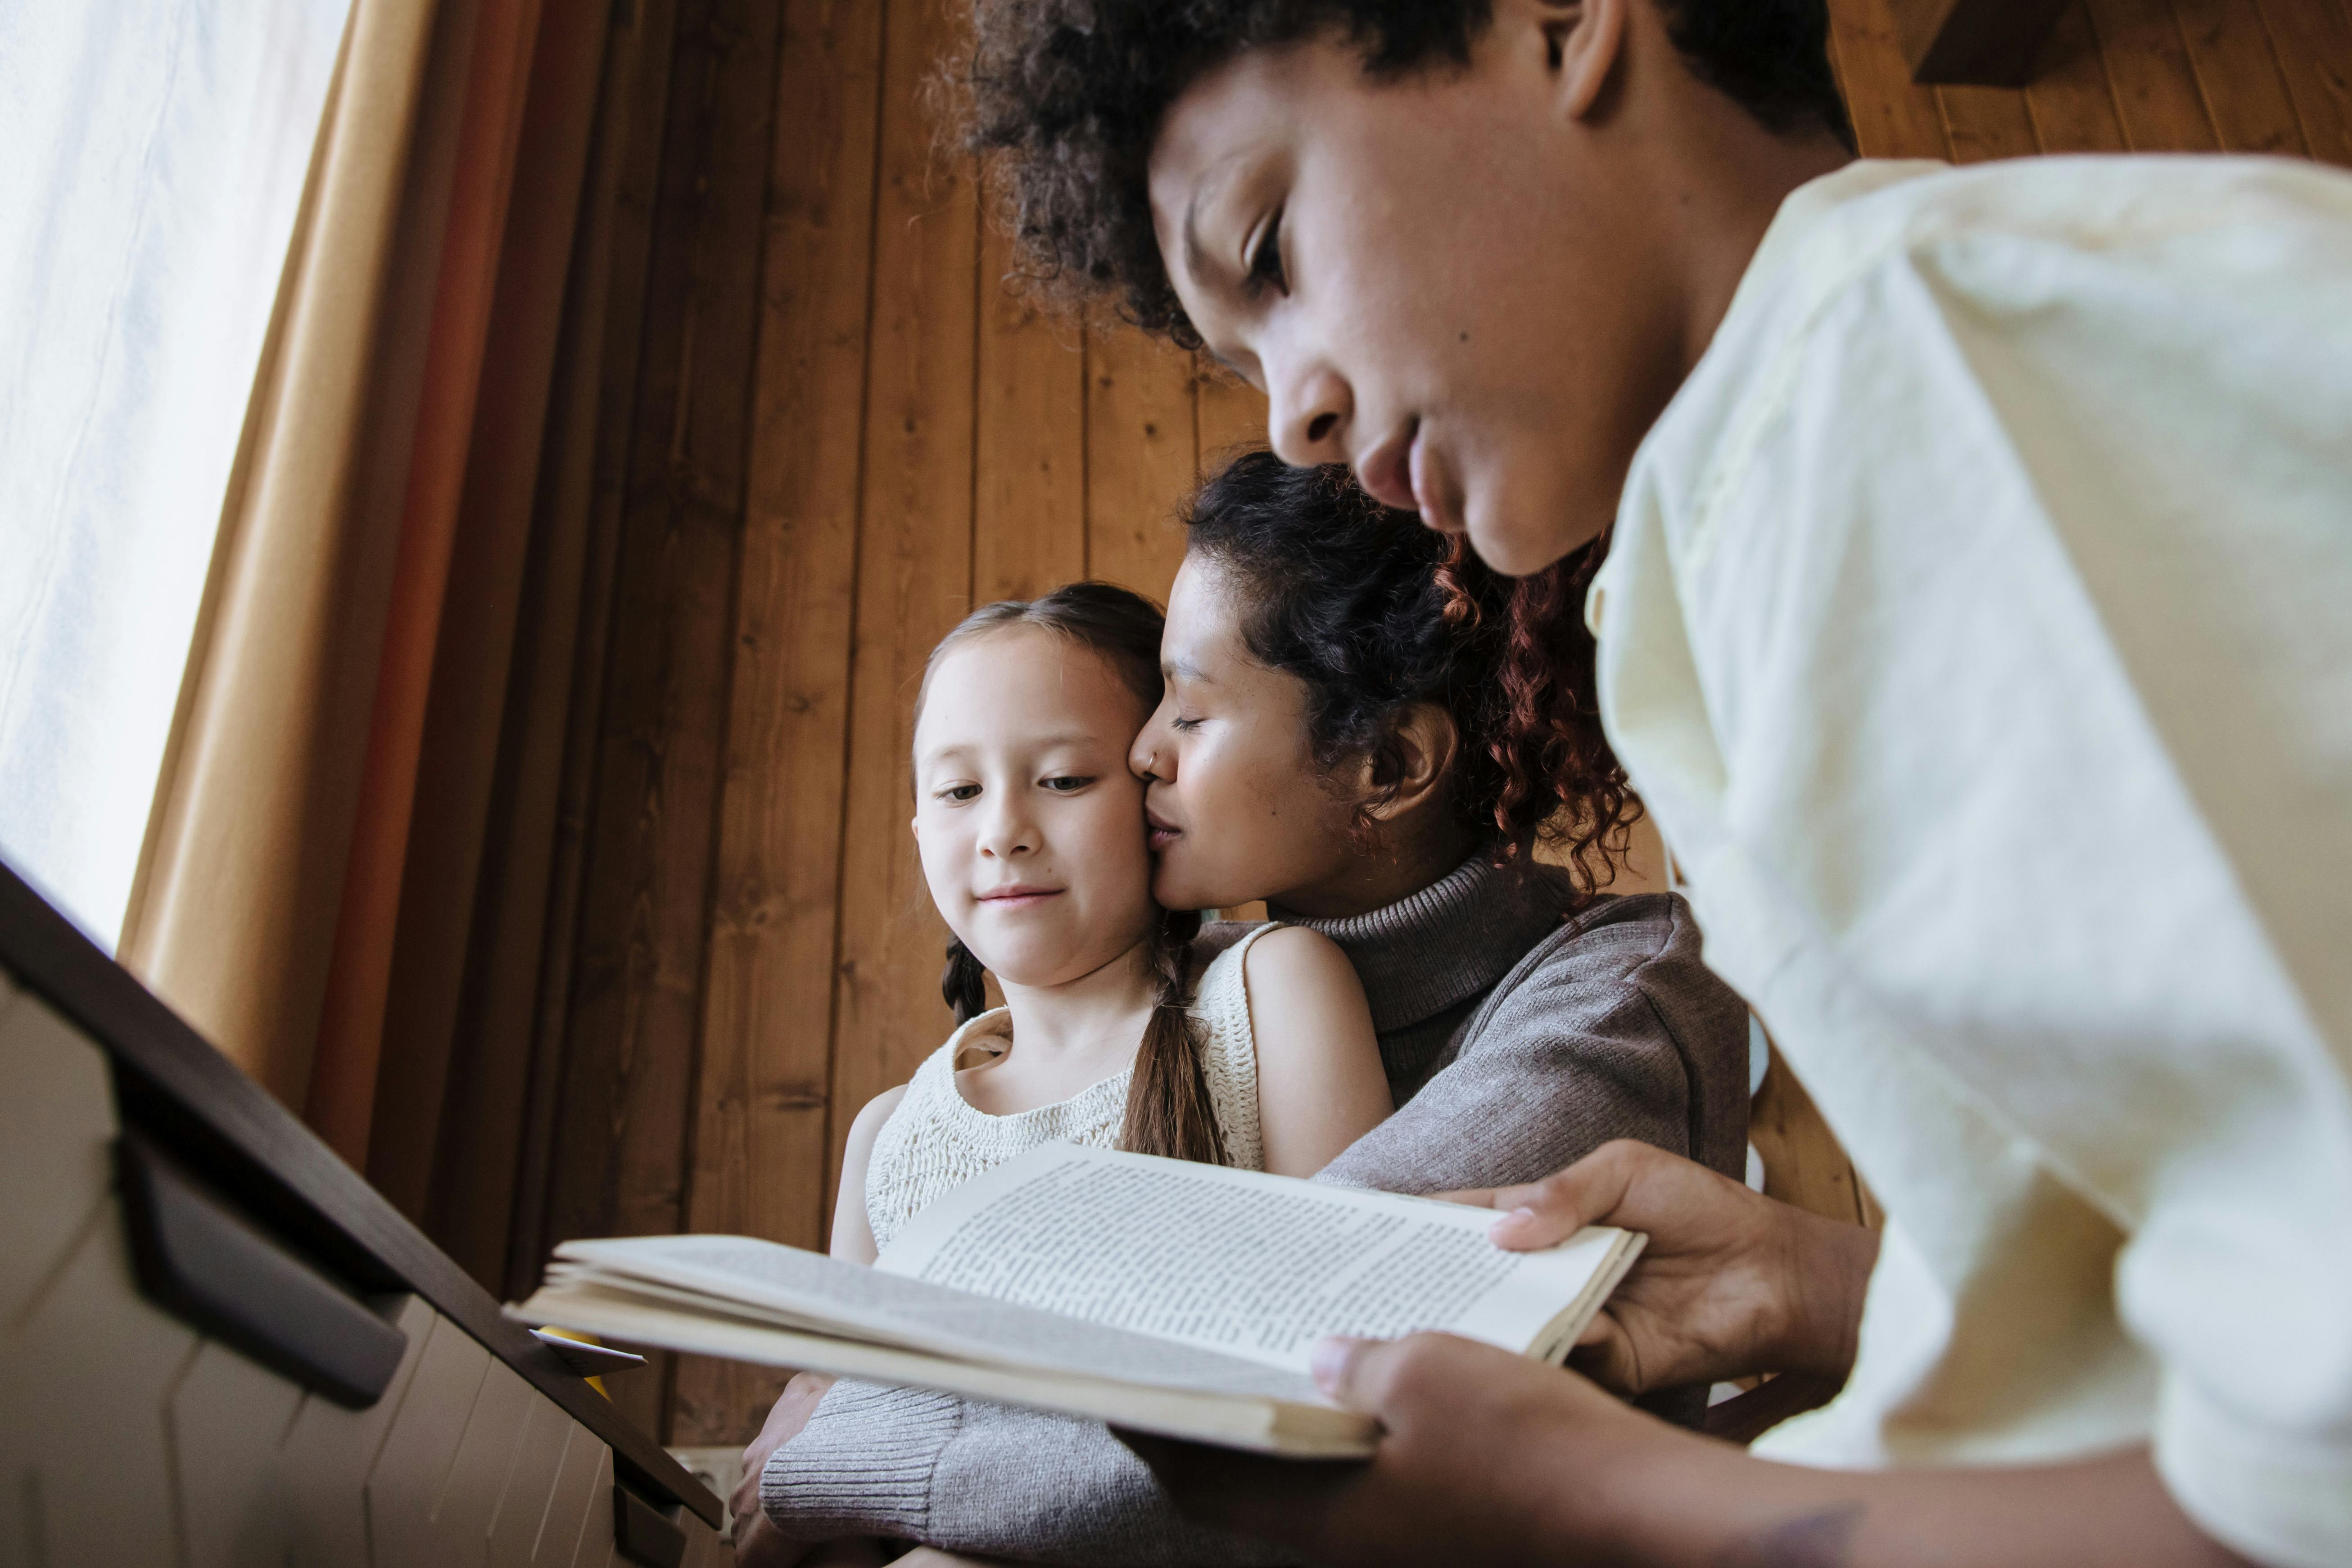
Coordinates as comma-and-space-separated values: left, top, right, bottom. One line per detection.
1129, 556, 1366, 915
912, 628, 1160, 989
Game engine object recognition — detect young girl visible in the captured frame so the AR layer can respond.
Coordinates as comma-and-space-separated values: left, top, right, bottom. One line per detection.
828, 582, 1392, 1267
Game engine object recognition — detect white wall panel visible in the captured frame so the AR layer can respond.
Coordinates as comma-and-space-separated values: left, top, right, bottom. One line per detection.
369, 1311, 494, 1567
0, 975, 118, 1326
0, 1205, 199, 1566
282, 1292, 439, 1567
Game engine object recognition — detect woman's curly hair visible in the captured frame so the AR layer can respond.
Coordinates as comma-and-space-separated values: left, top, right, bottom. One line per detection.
959, 0, 1850, 344
1187, 452, 1638, 899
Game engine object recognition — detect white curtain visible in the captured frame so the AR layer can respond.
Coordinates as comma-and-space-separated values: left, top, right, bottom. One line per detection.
0, 0, 350, 946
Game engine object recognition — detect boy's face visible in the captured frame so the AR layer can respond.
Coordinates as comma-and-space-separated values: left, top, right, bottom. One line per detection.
1148, 0, 1685, 575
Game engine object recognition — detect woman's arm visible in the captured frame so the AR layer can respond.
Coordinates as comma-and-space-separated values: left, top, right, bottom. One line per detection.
1242, 926, 1391, 1176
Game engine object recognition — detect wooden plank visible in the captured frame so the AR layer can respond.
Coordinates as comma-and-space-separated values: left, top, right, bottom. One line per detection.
0, 984, 117, 1328
0, 1208, 201, 1568
544, 0, 785, 1443
1937, 82, 2045, 157
1609, 814, 1674, 899
671, 0, 885, 1449
975, 217, 1089, 601
1827, 0, 1957, 157
2024, 1, 2135, 149
1750, 1048, 1880, 1230
2085, 0, 2223, 148
1085, 320, 1200, 601
282, 1294, 443, 1568
2252, 0, 2352, 165
1194, 369, 1269, 472
2174, 0, 2310, 154
1891, 0, 2072, 83
827, 0, 985, 1233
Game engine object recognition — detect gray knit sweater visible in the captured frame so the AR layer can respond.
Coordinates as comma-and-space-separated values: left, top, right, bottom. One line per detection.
761, 857, 1750, 1565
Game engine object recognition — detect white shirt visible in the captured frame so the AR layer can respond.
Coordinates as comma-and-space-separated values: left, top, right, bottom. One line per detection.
1591, 156, 2352, 1568
862, 926, 1271, 1254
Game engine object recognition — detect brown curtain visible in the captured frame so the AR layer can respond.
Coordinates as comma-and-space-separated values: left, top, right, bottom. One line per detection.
118, 0, 447, 1110
119, 0, 620, 1190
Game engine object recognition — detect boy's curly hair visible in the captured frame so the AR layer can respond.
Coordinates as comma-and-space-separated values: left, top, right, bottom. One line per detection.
961, 0, 1851, 345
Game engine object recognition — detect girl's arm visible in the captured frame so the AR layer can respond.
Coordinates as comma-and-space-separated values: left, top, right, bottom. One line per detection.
1243, 926, 1392, 1176
827, 1086, 906, 1263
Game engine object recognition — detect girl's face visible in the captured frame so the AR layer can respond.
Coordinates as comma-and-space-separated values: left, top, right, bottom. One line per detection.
912, 628, 1160, 990
1130, 556, 1366, 916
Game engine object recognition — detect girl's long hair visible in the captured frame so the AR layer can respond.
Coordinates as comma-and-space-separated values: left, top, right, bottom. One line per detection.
920, 583, 1227, 1166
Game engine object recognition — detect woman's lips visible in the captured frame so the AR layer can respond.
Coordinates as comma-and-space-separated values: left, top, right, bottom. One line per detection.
1145, 809, 1183, 853
1355, 421, 1419, 512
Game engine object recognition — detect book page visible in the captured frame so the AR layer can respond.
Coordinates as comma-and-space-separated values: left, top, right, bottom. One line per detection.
877, 1145, 1631, 1375
548, 1233, 1326, 1404
507, 1284, 1378, 1456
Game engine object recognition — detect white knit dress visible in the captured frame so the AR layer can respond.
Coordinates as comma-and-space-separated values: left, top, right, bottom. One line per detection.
862, 926, 1275, 1255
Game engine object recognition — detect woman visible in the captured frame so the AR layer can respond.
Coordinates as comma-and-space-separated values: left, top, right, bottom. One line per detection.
731, 453, 1752, 1565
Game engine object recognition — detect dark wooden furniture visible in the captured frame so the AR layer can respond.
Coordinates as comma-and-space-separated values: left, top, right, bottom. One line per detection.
0, 860, 725, 1567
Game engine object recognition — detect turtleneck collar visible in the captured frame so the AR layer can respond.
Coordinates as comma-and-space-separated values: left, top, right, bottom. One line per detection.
1271, 854, 1577, 1032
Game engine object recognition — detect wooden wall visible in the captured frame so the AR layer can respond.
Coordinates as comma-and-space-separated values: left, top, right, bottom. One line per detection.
442, 0, 2352, 1446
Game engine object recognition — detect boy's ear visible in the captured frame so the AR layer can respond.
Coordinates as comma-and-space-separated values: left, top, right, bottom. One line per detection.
1504, 0, 1627, 123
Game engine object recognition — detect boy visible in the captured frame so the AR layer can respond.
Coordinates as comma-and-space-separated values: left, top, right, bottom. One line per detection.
752, 1, 2352, 1563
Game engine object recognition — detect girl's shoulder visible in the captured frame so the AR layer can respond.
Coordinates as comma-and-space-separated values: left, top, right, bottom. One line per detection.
1195, 917, 1345, 1006
1197, 922, 1365, 1058
1214, 920, 1351, 991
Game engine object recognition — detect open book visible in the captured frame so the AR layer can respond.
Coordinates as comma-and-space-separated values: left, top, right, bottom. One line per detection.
507, 1144, 1642, 1456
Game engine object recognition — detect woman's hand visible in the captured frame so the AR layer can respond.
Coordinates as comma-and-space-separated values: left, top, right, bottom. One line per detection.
731, 1372, 837, 1566
1447, 1139, 1878, 1394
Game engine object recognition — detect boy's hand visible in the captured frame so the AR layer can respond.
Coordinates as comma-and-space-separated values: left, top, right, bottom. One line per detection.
1124, 1336, 2254, 1568
1120, 1333, 1689, 1565
1444, 1139, 1878, 1393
